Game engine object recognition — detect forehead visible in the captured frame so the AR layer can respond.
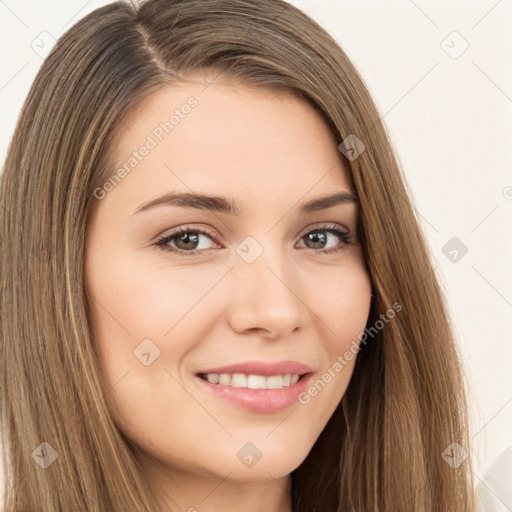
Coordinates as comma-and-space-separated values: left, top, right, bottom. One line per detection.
100, 78, 353, 216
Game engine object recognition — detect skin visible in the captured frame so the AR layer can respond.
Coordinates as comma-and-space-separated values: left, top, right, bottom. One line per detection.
85, 74, 373, 512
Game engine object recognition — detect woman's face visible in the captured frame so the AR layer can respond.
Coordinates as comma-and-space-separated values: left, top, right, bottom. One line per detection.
85, 76, 372, 493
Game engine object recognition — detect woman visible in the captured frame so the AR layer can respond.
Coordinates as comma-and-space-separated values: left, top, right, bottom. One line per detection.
0, 0, 476, 510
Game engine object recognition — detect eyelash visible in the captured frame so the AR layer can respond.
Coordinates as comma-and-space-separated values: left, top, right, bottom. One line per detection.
154, 223, 353, 257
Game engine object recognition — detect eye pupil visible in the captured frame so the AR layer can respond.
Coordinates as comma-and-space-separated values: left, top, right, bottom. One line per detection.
176, 232, 199, 250
306, 231, 327, 249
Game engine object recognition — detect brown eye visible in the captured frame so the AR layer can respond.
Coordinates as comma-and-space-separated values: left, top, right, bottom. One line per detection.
155, 226, 220, 256
172, 231, 201, 251
154, 223, 353, 257
297, 225, 353, 254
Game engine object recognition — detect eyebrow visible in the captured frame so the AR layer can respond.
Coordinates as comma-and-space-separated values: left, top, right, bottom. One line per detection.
131, 190, 359, 217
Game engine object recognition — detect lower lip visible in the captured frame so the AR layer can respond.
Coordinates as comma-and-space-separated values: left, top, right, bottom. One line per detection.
195, 373, 314, 413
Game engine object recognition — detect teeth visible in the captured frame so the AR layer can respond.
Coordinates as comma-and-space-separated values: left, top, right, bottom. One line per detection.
266, 375, 283, 389
247, 375, 266, 389
231, 373, 247, 387
219, 373, 231, 386
206, 373, 220, 384
202, 373, 301, 389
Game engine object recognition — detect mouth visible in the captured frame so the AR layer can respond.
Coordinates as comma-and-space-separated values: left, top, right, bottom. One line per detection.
196, 372, 308, 389
194, 363, 314, 413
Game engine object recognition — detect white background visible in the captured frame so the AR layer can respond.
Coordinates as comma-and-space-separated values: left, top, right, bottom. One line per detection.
1, 0, 511, 507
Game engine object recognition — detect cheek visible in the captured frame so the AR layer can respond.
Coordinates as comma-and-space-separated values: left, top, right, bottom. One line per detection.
292, 262, 372, 404
307, 261, 373, 350
84, 253, 231, 434
85, 251, 212, 354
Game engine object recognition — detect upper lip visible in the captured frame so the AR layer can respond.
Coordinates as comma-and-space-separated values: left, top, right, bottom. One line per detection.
196, 360, 313, 377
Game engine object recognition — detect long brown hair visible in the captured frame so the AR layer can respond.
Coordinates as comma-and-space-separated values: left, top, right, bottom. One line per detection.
0, 0, 475, 510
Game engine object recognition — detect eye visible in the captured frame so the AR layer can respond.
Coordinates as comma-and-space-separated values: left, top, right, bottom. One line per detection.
154, 222, 353, 257
296, 223, 353, 255
154, 225, 220, 256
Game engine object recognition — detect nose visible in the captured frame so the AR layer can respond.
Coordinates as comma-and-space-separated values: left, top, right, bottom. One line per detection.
226, 246, 306, 340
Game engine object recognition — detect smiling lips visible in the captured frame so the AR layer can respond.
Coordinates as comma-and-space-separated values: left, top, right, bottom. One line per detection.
195, 360, 314, 413
199, 372, 300, 389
